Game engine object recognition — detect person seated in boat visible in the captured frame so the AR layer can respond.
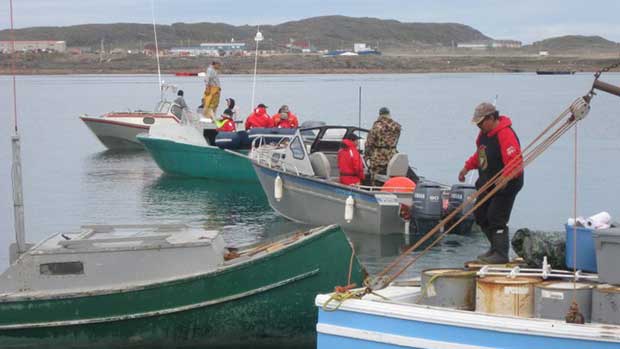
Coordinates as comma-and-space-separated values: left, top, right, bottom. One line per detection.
272, 105, 299, 129
216, 109, 236, 132
338, 133, 365, 185
245, 103, 275, 130
364, 107, 401, 180
225, 98, 239, 120
174, 90, 188, 110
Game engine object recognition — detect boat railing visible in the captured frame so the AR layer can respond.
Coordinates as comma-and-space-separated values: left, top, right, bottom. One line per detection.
477, 257, 599, 281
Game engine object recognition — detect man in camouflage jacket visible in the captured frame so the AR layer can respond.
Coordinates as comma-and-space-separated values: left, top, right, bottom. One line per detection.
364, 107, 401, 177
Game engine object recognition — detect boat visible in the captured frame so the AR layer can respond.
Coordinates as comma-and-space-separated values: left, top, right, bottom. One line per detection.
248, 125, 443, 235
79, 90, 186, 150
137, 116, 297, 181
314, 68, 620, 349
536, 70, 576, 75
0, 224, 365, 348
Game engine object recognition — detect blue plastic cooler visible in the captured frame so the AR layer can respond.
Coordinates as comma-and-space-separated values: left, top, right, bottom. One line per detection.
565, 224, 597, 272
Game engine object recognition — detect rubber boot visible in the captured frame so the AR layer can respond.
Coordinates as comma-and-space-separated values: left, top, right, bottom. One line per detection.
478, 227, 509, 264
476, 227, 494, 260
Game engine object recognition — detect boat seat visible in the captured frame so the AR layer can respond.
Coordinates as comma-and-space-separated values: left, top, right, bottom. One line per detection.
310, 152, 331, 179
386, 153, 409, 178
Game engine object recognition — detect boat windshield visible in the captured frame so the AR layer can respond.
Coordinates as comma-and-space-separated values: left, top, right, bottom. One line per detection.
154, 101, 172, 113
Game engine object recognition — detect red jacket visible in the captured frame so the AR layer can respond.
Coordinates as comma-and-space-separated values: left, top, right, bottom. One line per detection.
217, 117, 236, 132
272, 112, 299, 129
338, 139, 365, 185
464, 116, 523, 179
245, 107, 275, 130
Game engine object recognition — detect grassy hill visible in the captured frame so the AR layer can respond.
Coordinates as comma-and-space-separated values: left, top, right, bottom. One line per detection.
0, 15, 489, 50
527, 35, 620, 53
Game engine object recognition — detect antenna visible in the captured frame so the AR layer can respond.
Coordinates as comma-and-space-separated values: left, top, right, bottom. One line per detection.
9, 0, 27, 258
151, 0, 163, 100
251, 27, 263, 112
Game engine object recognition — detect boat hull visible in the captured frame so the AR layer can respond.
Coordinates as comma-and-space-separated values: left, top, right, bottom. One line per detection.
138, 135, 257, 181
80, 116, 148, 150
315, 294, 620, 349
253, 164, 407, 235
0, 227, 365, 348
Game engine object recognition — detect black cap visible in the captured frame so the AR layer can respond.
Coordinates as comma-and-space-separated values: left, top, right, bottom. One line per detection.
257, 103, 268, 108
379, 107, 390, 115
344, 133, 360, 141
177, 90, 184, 96
222, 109, 233, 117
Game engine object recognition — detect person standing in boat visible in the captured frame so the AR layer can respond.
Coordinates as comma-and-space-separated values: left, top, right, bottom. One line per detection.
338, 133, 365, 185
364, 107, 401, 179
458, 102, 524, 264
216, 109, 236, 132
202, 61, 222, 120
174, 90, 188, 110
272, 105, 299, 129
245, 103, 275, 130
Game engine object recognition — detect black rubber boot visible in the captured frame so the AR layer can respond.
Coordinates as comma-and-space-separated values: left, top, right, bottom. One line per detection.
476, 227, 494, 260
478, 227, 509, 264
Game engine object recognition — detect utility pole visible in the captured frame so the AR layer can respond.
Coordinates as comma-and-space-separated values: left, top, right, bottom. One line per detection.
99, 38, 105, 63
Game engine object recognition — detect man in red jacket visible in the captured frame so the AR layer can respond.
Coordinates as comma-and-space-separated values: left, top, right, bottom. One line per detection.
216, 109, 236, 132
338, 133, 365, 185
245, 103, 275, 130
458, 102, 524, 264
272, 105, 299, 129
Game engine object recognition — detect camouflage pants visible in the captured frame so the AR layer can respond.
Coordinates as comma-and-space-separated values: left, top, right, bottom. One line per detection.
366, 148, 396, 176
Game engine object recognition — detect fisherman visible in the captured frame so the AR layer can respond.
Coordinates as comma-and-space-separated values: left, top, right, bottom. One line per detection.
458, 102, 524, 264
338, 133, 365, 185
364, 107, 401, 178
272, 105, 299, 129
216, 109, 236, 132
245, 103, 275, 130
202, 61, 222, 120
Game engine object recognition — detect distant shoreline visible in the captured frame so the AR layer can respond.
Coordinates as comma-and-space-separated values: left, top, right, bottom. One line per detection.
1, 54, 619, 75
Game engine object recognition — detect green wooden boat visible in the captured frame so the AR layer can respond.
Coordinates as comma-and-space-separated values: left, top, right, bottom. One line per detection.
0, 224, 365, 348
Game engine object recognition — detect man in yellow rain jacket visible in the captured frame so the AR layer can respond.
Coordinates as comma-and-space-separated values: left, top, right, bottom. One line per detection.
202, 61, 222, 119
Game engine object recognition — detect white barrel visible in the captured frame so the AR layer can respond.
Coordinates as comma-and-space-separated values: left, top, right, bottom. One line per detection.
476, 276, 541, 317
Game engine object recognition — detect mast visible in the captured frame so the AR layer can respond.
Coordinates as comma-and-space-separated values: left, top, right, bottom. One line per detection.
151, 0, 163, 100
8, 0, 27, 257
250, 27, 263, 112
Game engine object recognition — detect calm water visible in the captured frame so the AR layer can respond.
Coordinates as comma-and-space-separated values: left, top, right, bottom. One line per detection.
1, 72, 620, 279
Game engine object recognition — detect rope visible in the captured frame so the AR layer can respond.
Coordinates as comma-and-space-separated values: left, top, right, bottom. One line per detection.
368, 95, 592, 291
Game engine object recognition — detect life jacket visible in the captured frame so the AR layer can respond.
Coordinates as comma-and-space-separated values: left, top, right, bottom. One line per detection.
337, 139, 364, 185
244, 107, 275, 130
217, 117, 236, 132
273, 112, 299, 129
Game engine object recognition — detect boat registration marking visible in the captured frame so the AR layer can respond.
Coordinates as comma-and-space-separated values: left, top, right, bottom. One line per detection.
541, 290, 564, 300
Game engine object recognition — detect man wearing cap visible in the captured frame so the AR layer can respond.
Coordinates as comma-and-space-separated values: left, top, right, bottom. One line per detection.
244, 103, 275, 130
202, 61, 222, 119
272, 105, 299, 129
458, 102, 524, 264
364, 107, 401, 179
338, 133, 365, 185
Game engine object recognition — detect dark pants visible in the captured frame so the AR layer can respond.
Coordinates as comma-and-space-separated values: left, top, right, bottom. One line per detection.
474, 175, 523, 232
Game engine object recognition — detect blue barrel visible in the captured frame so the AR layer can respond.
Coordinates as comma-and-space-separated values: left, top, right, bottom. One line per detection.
565, 225, 597, 272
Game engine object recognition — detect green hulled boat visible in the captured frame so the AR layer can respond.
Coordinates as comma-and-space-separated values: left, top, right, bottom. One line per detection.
0, 224, 365, 348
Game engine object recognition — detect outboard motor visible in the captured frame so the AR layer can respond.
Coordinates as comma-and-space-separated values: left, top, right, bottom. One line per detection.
444, 184, 476, 235
411, 181, 444, 236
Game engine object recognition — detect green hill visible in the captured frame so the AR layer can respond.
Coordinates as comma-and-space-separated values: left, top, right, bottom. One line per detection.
0, 15, 489, 50
528, 35, 620, 52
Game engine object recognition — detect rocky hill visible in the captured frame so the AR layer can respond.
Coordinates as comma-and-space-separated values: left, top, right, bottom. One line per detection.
0, 15, 489, 50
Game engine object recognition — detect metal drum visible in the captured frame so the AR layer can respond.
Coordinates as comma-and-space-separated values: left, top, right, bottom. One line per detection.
534, 281, 594, 322
592, 284, 620, 325
476, 276, 542, 317
417, 268, 477, 310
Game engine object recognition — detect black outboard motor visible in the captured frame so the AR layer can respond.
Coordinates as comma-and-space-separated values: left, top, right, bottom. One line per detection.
444, 184, 476, 235
411, 181, 444, 236
214, 131, 250, 149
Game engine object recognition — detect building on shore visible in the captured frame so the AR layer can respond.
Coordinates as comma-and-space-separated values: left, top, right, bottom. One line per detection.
457, 39, 522, 49
170, 41, 246, 57
0, 40, 66, 53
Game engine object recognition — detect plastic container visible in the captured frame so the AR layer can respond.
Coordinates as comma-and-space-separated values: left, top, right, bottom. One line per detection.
476, 276, 541, 317
565, 225, 597, 272
534, 281, 594, 322
592, 227, 620, 284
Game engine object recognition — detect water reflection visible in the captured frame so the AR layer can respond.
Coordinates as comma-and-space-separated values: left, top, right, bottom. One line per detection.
142, 175, 310, 245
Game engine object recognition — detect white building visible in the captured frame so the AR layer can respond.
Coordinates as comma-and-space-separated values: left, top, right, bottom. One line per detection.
170, 42, 246, 57
0, 40, 66, 53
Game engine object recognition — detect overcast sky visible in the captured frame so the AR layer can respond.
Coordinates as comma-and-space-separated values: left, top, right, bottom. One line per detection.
1, 0, 619, 44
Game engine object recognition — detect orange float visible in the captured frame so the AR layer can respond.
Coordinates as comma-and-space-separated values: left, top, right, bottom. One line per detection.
381, 177, 416, 193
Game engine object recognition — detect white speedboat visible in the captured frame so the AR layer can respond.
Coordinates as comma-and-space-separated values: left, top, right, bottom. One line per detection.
79, 99, 184, 150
